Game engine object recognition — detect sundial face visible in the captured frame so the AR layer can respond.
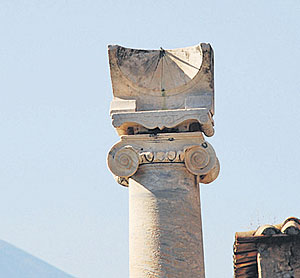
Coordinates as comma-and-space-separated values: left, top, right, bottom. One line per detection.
116, 45, 202, 94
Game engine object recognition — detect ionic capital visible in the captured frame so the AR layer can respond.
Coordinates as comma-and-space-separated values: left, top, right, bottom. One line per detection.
107, 132, 219, 186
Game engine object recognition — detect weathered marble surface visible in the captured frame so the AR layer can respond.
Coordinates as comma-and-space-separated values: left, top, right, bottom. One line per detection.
129, 164, 205, 278
111, 108, 214, 137
107, 132, 219, 186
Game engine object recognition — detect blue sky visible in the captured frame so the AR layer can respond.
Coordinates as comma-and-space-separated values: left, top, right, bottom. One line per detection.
1, 1, 300, 277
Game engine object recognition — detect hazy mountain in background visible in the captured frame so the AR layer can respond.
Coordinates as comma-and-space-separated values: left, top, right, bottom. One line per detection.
0, 240, 74, 278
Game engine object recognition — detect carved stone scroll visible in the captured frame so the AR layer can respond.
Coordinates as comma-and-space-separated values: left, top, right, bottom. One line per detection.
107, 146, 139, 178
107, 132, 219, 186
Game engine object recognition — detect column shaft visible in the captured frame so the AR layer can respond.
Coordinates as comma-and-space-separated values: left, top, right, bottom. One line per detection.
129, 163, 205, 278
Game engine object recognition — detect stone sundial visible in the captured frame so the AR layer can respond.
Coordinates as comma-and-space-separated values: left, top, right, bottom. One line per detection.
108, 43, 215, 137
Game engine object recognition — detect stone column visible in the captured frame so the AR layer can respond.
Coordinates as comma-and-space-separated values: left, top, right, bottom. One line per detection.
107, 44, 219, 277
108, 133, 219, 277
129, 164, 204, 277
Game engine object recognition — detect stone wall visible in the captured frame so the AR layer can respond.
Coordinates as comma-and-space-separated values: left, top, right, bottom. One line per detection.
258, 237, 300, 278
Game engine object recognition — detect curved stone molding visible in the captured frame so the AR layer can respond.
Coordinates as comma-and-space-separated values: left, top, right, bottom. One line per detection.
200, 158, 220, 184
111, 108, 214, 137
139, 150, 184, 164
185, 146, 209, 173
107, 146, 140, 178
184, 143, 218, 177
